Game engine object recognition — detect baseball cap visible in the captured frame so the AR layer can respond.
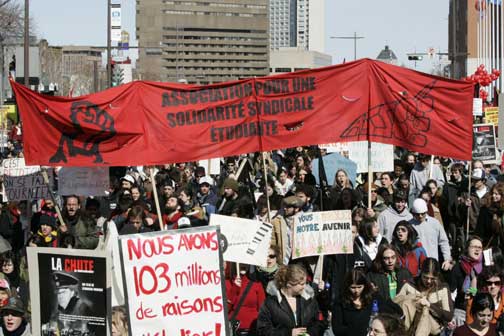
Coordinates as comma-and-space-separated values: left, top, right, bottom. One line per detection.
411, 198, 428, 214
199, 176, 214, 186
121, 175, 135, 185
472, 168, 486, 180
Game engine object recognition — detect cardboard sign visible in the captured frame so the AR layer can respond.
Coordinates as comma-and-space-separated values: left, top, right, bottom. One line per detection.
484, 107, 499, 125
209, 214, 272, 267
198, 158, 221, 175
311, 152, 357, 187
348, 141, 394, 173
2, 158, 52, 201
292, 210, 353, 259
27, 247, 110, 336
320, 141, 393, 173
58, 167, 110, 196
119, 227, 229, 336
473, 124, 498, 163
473, 98, 483, 116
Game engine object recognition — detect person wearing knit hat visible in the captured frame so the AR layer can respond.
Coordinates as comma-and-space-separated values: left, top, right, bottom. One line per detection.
28, 212, 59, 248
222, 178, 239, 194
409, 198, 452, 270
216, 178, 254, 218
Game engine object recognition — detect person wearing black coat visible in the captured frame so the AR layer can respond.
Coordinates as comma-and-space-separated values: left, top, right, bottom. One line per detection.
332, 269, 402, 336
257, 264, 327, 336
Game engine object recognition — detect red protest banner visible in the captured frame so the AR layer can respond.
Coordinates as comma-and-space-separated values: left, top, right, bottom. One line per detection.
118, 227, 229, 336
11, 59, 474, 166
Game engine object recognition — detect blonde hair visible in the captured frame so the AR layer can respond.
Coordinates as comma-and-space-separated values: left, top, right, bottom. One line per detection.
274, 264, 307, 289
112, 306, 129, 336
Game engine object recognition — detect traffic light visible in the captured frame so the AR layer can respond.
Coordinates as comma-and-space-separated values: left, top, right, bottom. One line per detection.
408, 55, 423, 61
111, 64, 124, 87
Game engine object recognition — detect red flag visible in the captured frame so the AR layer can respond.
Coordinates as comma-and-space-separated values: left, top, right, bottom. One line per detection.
11, 59, 474, 166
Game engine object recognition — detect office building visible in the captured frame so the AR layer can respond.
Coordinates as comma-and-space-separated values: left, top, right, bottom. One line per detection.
136, 0, 269, 84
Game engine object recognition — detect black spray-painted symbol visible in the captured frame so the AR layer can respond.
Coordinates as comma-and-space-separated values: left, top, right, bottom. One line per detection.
341, 80, 436, 148
50, 101, 116, 163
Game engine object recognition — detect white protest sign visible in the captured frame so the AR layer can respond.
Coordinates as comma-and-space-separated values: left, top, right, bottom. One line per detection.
198, 158, 221, 175
473, 98, 483, 116
119, 227, 229, 336
348, 141, 394, 173
58, 167, 110, 196
292, 210, 353, 259
2, 158, 52, 201
209, 214, 272, 267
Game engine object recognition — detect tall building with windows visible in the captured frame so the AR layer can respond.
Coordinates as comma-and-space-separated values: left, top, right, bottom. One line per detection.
136, 0, 269, 84
269, 0, 325, 53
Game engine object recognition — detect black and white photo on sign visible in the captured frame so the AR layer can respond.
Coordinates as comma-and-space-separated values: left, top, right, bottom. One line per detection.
472, 124, 498, 163
27, 247, 110, 336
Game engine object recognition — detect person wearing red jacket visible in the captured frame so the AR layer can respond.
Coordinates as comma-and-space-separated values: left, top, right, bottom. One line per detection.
228, 265, 266, 335
390, 220, 427, 277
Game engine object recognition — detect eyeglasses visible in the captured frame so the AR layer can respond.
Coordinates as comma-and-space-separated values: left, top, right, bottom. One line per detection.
371, 190, 378, 193
395, 227, 407, 233
267, 254, 276, 259
486, 280, 501, 286
414, 212, 427, 217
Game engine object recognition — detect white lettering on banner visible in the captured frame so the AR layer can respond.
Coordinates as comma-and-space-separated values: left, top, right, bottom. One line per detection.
2, 158, 51, 201
119, 227, 228, 336
209, 214, 271, 267
293, 210, 353, 258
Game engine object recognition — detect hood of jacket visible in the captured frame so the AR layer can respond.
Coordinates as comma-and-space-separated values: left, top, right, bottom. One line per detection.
387, 205, 411, 217
265, 280, 314, 303
357, 233, 384, 248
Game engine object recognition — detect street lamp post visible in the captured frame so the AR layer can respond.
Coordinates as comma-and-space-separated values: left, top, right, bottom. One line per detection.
24, 0, 29, 86
107, 0, 112, 88
330, 32, 365, 61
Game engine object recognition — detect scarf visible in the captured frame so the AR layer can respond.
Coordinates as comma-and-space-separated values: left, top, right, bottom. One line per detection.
460, 254, 483, 293
258, 264, 278, 274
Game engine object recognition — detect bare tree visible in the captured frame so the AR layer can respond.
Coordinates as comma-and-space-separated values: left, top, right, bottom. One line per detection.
0, 1, 24, 40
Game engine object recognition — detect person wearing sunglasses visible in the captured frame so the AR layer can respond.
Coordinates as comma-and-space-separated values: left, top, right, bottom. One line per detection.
409, 198, 452, 271
454, 292, 496, 336
255, 246, 280, 291
390, 220, 427, 277
0, 296, 30, 336
465, 266, 504, 326
449, 236, 485, 328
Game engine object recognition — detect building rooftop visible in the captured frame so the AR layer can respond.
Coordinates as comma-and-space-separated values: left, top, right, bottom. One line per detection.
376, 45, 398, 61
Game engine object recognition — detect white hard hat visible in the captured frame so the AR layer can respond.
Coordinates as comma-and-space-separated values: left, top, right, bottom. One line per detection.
411, 198, 428, 214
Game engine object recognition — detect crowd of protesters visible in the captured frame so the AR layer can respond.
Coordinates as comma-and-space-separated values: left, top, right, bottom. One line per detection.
1, 124, 504, 336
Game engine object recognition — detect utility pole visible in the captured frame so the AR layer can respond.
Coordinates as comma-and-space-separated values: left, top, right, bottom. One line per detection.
24, 0, 29, 87
330, 32, 365, 60
107, 0, 112, 88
